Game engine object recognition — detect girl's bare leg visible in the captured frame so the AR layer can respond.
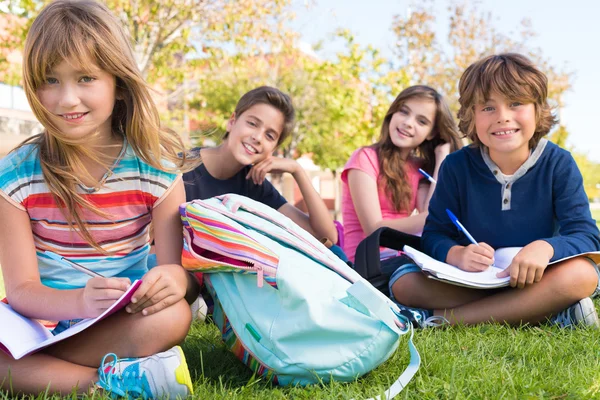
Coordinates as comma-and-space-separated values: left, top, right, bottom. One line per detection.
0, 298, 191, 395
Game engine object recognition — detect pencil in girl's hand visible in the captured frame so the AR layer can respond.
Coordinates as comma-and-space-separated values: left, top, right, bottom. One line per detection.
44, 251, 104, 278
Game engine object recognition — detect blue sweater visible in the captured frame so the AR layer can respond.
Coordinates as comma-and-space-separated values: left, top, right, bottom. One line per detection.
422, 139, 600, 263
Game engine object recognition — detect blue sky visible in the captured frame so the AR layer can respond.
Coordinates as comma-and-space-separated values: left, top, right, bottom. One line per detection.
292, 0, 600, 161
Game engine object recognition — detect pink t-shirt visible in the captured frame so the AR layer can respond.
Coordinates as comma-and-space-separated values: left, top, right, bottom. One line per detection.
341, 147, 423, 262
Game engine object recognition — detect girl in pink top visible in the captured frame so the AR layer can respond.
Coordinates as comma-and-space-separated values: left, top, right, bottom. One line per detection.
341, 85, 462, 261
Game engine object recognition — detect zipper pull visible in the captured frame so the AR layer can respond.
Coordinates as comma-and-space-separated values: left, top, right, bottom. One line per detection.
255, 265, 264, 288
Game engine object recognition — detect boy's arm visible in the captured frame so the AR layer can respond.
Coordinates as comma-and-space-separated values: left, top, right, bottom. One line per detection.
421, 157, 464, 262
248, 156, 338, 242
542, 153, 600, 261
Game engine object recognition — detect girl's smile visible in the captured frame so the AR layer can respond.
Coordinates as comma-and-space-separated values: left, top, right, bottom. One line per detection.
60, 111, 89, 123
389, 97, 436, 158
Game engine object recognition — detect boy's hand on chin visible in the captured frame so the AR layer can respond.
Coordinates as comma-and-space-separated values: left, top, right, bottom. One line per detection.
247, 157, 299, 185
497, 240, 553, 288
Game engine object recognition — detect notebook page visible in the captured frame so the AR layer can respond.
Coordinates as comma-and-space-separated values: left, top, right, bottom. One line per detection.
1, 279, 141, 359
0, 303, 52, 358
404, 246, 510, 287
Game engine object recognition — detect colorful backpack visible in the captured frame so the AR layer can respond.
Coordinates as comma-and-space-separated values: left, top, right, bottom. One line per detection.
180, 194, 420, 398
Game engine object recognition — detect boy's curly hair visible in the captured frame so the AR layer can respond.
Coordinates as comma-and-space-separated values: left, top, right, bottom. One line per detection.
457, 53, 557, 148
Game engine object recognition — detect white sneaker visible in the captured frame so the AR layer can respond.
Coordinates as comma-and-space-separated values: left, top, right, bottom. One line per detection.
190, 295, 208, 322
551, 297, 600, 328
97, 346, 193, 399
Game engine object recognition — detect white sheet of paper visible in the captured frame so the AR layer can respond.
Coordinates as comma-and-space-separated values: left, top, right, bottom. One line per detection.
0, 280, 141, 359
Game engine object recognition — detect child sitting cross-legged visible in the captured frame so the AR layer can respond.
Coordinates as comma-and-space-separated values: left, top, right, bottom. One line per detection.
391, 53, 600, 329
0, 0, 200, 397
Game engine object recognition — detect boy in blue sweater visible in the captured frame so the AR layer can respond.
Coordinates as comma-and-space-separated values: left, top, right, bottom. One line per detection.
392, 53, 600, 328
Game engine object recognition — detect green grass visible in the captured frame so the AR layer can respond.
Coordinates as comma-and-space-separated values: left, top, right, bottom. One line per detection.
179, 318, 600, 399
2, 210, 600, 398
3, 319, 600, 399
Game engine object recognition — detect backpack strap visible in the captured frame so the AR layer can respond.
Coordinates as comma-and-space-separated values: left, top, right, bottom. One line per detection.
353, 227, 422, 280
363, 328, 421, 400
346, 280, 420, 400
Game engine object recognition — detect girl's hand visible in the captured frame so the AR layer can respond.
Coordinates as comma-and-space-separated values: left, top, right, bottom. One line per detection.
434, 142, 451, 161
246, 157, 299, 185
497, 240, 553, 288
126, 264, 187, 316
81, 277, 131, 318
447, 243, 495, 272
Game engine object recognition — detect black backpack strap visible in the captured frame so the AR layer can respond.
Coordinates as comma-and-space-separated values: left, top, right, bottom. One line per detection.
353, 227, 422, 280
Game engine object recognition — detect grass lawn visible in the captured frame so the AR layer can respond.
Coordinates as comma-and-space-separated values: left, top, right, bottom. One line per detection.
1, 211, 600, 398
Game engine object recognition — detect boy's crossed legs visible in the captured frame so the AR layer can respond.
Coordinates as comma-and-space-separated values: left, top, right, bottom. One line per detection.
0, 298, 192, 396
392, 256, 599, 326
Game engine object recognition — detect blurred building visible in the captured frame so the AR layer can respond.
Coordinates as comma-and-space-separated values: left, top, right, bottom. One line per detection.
0, 83, 41, 157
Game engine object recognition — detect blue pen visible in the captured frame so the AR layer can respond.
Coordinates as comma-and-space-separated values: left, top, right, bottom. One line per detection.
45, 250, 104, 278
445, 209, 478, 246
418, 168, 436, 184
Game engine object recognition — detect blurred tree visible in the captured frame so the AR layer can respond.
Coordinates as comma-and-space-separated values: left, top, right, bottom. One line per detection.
550, 125, 600, 200
0, 0, 295, 132
390, 1, 572, 115
189, 29, 402, 172
548, 124, 569, 148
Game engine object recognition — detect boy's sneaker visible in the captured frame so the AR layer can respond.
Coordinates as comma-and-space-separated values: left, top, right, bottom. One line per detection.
394, 303, 448, 328
551, 297, 600, 329
97, 345, 193, 399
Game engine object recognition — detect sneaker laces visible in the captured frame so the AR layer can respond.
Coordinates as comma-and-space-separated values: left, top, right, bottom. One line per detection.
551, 308, 573, 328
398, 307, 449, 329
97, 353, 152, 399
420, 315, 449, 328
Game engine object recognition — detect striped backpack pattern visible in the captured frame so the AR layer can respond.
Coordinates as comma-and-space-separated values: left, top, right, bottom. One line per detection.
181, 194, 420, 398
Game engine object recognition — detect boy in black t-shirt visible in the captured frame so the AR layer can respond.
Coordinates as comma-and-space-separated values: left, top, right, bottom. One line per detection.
183, 86, 339, 246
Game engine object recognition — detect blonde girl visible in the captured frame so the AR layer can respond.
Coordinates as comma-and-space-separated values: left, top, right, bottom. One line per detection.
0, 0, 199, 397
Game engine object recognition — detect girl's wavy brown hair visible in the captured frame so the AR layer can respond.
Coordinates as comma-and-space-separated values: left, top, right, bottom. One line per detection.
17, 0, 200, 252
457, 53, 557, 148
373, 85, 462, 212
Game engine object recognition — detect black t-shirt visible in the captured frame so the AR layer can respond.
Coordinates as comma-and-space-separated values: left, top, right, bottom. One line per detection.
183, 161, 287, 210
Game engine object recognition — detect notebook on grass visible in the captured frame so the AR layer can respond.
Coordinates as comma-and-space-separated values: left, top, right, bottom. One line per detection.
403, 246, 600, 289
0, 279, 141, 360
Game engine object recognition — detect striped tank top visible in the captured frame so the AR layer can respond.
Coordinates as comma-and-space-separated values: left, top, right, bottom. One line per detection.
0, 141, 180, 290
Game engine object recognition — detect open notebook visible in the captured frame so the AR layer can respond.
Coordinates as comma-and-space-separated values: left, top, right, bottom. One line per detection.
403, 246, 600, 289
0, 279, 141, 360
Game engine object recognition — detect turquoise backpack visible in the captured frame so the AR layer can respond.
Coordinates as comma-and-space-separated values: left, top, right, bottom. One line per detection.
181, 194, 420, 398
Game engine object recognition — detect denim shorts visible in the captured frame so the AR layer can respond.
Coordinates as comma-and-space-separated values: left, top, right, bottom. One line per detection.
382, 255, 421, 301
51, 319, 83, 335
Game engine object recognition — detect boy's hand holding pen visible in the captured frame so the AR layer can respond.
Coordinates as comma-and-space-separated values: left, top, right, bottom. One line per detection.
444, 210, 495, 272
45, 251, 131, 318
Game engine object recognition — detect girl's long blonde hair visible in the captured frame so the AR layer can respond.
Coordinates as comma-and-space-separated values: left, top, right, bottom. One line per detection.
373, 85, 461, 212
18, 0, 199, 252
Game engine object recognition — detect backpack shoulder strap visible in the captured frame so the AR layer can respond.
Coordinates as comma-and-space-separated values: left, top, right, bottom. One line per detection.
353, 227, 422, 280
